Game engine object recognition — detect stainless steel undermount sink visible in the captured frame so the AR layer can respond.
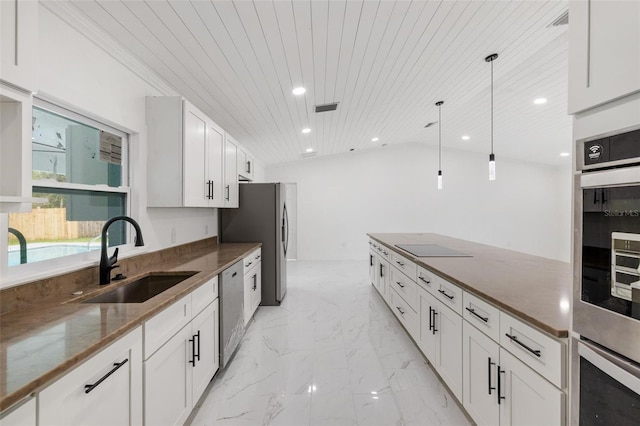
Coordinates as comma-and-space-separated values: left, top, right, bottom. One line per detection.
81, 271, 198, 303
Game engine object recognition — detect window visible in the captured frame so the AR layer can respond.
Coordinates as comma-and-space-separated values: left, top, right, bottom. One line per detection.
6, 100, 130, 268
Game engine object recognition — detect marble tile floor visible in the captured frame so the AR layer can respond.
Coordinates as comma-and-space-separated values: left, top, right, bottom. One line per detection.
188, 260, 472, 426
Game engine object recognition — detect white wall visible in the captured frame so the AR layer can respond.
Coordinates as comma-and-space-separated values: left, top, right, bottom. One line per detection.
266, 143, 572, 262
2, 5, 218, 287
36, 5, 218, 250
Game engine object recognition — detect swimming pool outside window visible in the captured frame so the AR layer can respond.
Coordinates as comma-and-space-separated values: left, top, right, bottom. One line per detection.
6, 100, 130, 269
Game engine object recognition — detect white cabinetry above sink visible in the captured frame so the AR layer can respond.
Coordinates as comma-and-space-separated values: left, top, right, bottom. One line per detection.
146, 97, 237, 208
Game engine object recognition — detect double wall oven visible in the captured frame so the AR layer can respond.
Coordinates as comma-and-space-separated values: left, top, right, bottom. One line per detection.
573, 125, 640, 425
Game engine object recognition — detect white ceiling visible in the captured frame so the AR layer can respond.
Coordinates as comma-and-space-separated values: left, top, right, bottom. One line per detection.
59, 0, 572, 167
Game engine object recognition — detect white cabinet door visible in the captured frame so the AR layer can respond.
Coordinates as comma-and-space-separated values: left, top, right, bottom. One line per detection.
39, 328, 142, 426
0, 397, 35, 426
192, 301, 218, 403
206, 123, 224, 207
144, 325, 193, 426
224, 136, 238, 207
418, 288, 438, 363
499, 348, 564, 426
568, 1, 640, 113
369, 250, 377, 287
0, 0, 37, 92
183, 103, 208, 207
251, 264, 262, 313
434, 300, 463, 401
243, 269, 253, 326
463, 321, 500, 426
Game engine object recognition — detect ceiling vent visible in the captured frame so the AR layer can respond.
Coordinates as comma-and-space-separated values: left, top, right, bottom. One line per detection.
315, 102, 339, 113
548, 10, 568, 27
424, 121, 437, 128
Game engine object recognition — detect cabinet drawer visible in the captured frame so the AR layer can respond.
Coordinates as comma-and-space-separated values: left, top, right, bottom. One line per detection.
499, 312, 564, 388
390, 251, 417, 281
389, 288, 419, 338
192, 277, 217, 317
389, 267, 418, 312
463, 291, 500, 342
433, 276, 463, 315
416, 266, 437, 294
375, 243, 390, 260
144, 294, 191, 359
243, 248, 261, 275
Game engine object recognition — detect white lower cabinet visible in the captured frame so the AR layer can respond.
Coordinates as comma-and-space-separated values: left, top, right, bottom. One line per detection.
0, 397, 35, 426
144, 324, 193, 426
419, 287, 463, 400
463, 321, 563, 426
39, 327, 143, 426
243, 249, 262, 325
376, 257, 390, 304
143, 278, 220, 426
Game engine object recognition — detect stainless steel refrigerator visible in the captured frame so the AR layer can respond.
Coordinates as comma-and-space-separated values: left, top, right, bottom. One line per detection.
220, 182, 294, 305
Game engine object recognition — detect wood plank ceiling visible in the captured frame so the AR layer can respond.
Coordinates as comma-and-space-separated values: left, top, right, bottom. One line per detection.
60, 0, 571, 167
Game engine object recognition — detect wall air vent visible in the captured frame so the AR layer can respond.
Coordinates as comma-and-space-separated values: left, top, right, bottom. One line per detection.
315, 103, 339, 113
424, 121, 437, 128
548, 10, 568, 27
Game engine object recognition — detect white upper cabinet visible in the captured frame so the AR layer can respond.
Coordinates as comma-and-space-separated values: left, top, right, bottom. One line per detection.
146, 97, 234, 208
0, 0, 38, 93
224, 135, 239, 208
0, 84, 43, 212
237, 147, 255, 181
568, 1, 640, 113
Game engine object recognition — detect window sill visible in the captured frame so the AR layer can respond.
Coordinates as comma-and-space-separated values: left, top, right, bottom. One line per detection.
1, 245, 151, 290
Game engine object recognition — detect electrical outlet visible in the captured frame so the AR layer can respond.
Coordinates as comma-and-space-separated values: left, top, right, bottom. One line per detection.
171, 227, 176, 244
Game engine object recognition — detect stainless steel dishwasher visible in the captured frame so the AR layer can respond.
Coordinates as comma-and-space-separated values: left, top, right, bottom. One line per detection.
219, 260, 245, 369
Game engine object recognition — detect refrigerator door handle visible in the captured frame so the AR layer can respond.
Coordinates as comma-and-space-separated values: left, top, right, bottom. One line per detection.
283, 203, 289, 257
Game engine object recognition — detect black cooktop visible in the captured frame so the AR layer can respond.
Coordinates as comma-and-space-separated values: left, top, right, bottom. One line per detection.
395, 244, 471, 257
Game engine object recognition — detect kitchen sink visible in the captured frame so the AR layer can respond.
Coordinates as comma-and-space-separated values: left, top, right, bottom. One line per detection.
81, 271, 198, 303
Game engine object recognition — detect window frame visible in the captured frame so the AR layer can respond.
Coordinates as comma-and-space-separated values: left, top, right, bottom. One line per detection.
2, 98, 136, 288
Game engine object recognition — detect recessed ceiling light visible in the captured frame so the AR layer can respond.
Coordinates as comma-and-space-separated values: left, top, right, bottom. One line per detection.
302, 128, 311, 134
306, 148, 314, 153
371, 137, 379, 142
292, 87, 306, 95
461, 135, 470, 141
560, 152, 570, 157
533, 98, 547, 105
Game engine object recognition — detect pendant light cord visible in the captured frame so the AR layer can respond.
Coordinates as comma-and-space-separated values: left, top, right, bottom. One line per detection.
490, 58, 494, 155
438, 103, 442, 170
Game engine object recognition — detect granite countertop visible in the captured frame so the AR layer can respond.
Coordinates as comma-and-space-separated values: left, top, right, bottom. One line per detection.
368, 233, 572, 338
0, 240, 260, 412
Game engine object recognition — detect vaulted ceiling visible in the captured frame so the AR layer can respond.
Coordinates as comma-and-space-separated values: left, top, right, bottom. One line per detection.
55, 0, 572, 167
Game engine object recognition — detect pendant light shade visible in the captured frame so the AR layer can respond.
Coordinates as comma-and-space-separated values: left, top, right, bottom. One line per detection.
485, 53, 498, 181
436, 101, 444, 190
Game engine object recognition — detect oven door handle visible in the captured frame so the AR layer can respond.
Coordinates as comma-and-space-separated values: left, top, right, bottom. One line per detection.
578, 341, 640, 394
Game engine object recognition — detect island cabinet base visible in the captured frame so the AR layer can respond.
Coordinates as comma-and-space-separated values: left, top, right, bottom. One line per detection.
368, 236, 568, 426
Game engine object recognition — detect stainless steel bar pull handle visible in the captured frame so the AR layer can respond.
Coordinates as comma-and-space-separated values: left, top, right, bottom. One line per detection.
189, 336, 197, 366
396, 281, 405, 288
418, 275, 431, 284
84, 359, 129, 394
396, 261, 404, 266
428, 306, 434, 331
225, 185, 230, 201
396, 306, 405, 315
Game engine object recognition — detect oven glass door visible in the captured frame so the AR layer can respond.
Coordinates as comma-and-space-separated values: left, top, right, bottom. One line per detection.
582, 184, 640, 318
578, 341, 640, 426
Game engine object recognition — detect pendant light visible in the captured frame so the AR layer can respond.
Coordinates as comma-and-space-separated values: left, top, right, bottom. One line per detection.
436, 101, 444, 189
485, 53, 498, 181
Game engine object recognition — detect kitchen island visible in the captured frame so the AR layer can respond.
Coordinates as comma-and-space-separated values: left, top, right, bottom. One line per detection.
368, 233, 572, 426
0, 237, 260, 419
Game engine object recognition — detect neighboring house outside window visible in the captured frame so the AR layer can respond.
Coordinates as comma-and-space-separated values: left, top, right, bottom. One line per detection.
6, 100, 130, 269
